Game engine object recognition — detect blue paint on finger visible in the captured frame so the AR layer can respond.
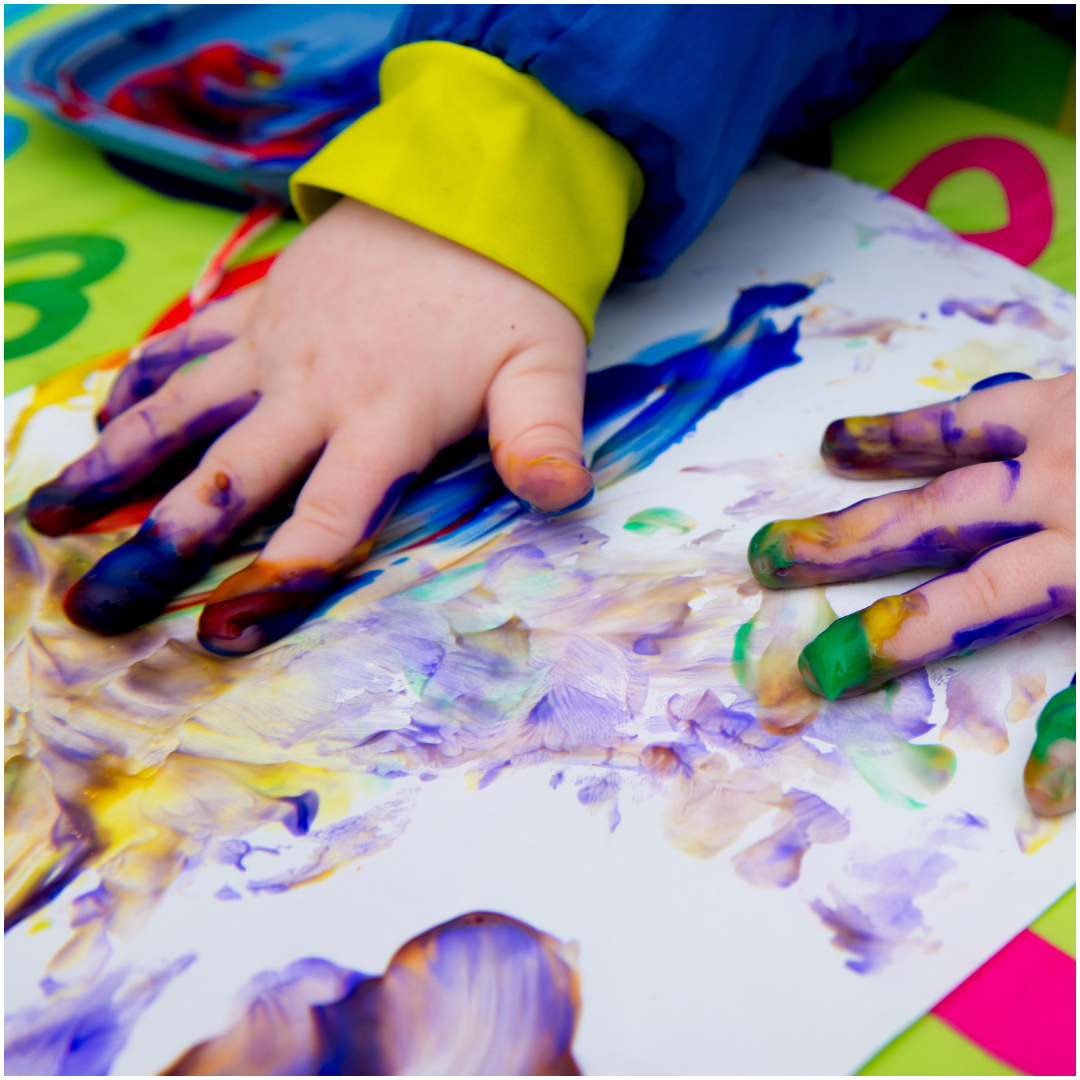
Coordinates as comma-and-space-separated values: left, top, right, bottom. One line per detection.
64, 523, 215, 635
970, 371, 1032, 392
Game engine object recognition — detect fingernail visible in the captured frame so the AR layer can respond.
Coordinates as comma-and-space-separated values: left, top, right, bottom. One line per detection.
197, 561, 336, 656
748, 517, 830, 588
1024, 684, 1076, 817
798, 593, 926, 700
507, 456, 594, 516
64, 523, 214, 635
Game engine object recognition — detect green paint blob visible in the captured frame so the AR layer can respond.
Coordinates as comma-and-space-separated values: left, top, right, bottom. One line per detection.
798, 611, 871, 700
623, 507, 696, 537
1031, 684, 1076, 762
732, 619, 754, 688
406, 563, 485, 603
849, 741, 957, 810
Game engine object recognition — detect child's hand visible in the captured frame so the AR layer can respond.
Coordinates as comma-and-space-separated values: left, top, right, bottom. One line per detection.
749, 372, 1075, 816
28, 197, 592, 653
748, 372, 1075, 696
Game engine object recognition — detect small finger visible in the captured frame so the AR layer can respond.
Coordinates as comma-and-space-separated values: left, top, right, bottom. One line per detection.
821, 373, 1034, 479
1024, 681, 1076, 817
749, 460, 1042, 587
797, 530, 1074, 699
63, 400, 318, 636
97, 287, 260, 427
198, 423, 425, 655
28, 343, 258, 536
486, 341, 593, 515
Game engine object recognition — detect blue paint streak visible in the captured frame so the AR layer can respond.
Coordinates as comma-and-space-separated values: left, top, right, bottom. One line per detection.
374, 283, 812, 560
362, 472, 418, 539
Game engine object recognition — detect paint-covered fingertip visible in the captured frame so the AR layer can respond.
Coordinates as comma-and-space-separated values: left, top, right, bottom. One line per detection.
505, 456, 594, 516
1023, 748, 1077, 817
27, 483, 93, 537
197, 595, 316, 656
1023, 684, 1076, 816
819, 415, 925, 479
197, 562, 334, 656
747, 521, 788, 587
64, 564, 169, 636
796, 650, 828, 698
514, 486, 595, 518
63, 528, 213, 636
798, 612, 872, 701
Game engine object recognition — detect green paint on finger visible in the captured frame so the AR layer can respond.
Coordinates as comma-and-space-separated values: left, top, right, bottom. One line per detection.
1031, 684, 1076, 761
798, 611, 872, 700
1024, 683, 1076, 817
623, 507, 696, 537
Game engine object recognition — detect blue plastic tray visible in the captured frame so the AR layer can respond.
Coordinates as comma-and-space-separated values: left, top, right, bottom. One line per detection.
5, 4, 401, 202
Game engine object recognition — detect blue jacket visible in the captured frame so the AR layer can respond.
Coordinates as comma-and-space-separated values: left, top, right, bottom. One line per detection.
390, 5, 948, 280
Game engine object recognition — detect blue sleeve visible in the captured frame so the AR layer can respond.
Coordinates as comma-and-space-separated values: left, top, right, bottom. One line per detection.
389, 4, 948, 281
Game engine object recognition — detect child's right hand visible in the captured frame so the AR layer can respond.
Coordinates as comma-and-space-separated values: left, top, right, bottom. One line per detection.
28, 196, 593, 654
748, 371, 1076, 816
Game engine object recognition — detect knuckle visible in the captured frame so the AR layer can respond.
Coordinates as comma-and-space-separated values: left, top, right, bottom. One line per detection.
961, 560, 1004, 623
292, 494, 359, 546
910, 480, 946, 534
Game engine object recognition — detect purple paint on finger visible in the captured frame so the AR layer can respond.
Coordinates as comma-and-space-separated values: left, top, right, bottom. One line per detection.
821, 401, 1027, 479
98, 327, 235, 428
750, 516, 1043, 588
951, 585, 1076, 654
196, 474, 416, 655
28, 393, 258, 537
63, 522, 217, 635
1002, 459, 1021, 499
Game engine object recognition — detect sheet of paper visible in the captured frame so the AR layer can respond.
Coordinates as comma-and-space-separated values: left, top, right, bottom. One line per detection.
5, 157, 1074, 1075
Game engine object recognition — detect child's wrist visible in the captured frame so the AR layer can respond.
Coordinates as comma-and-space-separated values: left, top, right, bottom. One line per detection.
290, 41, 643, 340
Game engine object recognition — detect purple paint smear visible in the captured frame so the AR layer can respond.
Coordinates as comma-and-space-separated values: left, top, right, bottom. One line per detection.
811, 812, 989, 973
940, 298, 1067, 340
165, 912, 580, 1076
4, 955, 194, 1075
733, 790, 849, 888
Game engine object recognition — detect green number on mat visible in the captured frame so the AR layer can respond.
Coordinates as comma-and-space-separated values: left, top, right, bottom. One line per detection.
4, 235, 125, 360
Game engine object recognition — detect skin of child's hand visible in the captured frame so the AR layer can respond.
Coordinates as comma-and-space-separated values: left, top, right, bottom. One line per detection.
747, 371, 1075, 700
27, 197, 592, 654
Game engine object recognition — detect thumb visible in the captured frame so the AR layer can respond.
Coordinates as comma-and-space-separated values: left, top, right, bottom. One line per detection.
486, 340, 594, 515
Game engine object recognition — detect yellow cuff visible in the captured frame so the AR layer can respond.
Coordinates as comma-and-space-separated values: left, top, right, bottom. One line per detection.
290, 41, 644, 340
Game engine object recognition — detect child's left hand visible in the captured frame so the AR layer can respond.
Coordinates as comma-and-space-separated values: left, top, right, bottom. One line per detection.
748, 371, 1075, 815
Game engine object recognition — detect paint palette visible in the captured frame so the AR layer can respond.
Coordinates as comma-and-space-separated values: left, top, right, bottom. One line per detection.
4, 3, 401, 201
